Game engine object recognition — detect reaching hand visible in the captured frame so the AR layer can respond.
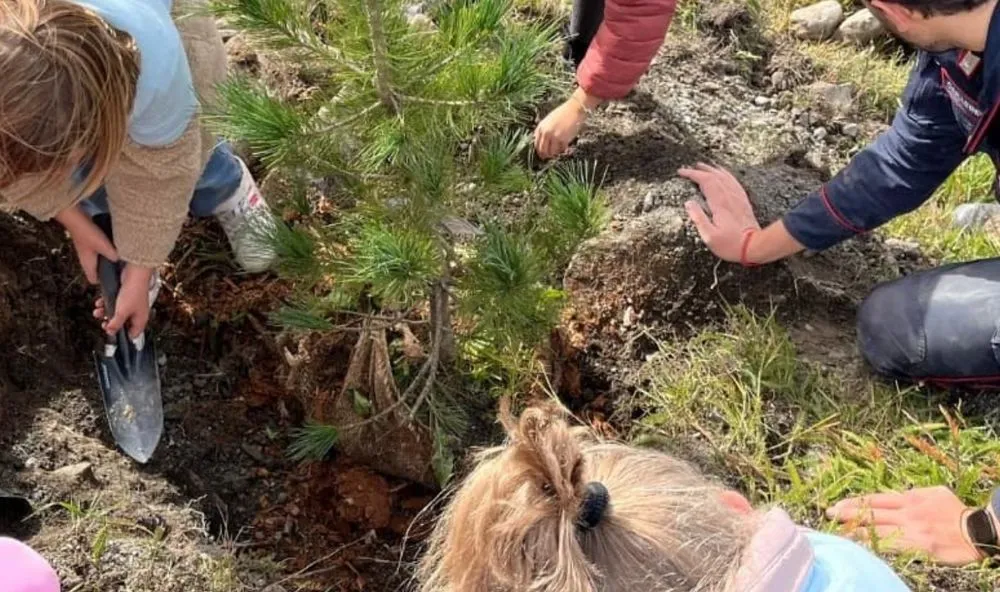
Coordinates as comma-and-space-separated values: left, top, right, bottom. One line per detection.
99, 264, 154, 340
56, 206, 119, 284
827, 486, 982, 566
678, 163, 761, 263
534, 94, 592, 160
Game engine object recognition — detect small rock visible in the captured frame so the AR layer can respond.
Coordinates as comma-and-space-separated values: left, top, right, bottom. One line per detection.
807, 81, 856, 116
790, 0, 845, 41
241, 444, 269, 465
953, 203, 1000, 230
157, 354, 167, 367
408, 14, 434, 30
193, 376, 208, 389
842, 122, 861, 138
642, 192, 657, 213
24, 458, 38, 470
754, 96, 772, 107
440, 216, 482, 240
623, 306, 636, 328
771, 70, 789, 90
884, 238, 921, 257
804, 151, 828, 173
217, 28, 239, 43
812, 127, 829, 141
835, 9, 885, 45
51, 462, 97, 484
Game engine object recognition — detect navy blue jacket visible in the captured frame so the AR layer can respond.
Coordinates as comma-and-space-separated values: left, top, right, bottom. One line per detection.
784, 4, 1000, 250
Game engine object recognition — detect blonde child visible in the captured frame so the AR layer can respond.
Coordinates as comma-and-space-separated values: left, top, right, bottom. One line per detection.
0, 0, 275, 337
417, 405, 912, 591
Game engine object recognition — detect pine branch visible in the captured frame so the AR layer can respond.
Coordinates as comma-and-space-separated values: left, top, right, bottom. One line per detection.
399, 94, 477, 107
208, 0, 368, 75
311, 101, 384, 135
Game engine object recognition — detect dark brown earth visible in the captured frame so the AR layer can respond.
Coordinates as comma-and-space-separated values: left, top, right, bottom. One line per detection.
0, 216, 433, 591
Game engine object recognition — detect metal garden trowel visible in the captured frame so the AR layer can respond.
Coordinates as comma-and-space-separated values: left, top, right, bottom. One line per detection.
91, 215, 163, 464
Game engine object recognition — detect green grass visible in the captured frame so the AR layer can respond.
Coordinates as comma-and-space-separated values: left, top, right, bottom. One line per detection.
800, 43, 912, 120
885, 155, 1000, 263
635, 307, 1000, 589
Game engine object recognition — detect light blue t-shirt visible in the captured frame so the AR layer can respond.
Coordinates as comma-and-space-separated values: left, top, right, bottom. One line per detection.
803, 532, 912, 592
71, 0, 198, 146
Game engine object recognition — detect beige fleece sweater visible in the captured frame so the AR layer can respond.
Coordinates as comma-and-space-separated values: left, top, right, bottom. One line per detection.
0, 0, 228, 268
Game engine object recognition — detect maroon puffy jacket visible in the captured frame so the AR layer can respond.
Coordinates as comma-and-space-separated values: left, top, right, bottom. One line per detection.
576, 0, 677, 99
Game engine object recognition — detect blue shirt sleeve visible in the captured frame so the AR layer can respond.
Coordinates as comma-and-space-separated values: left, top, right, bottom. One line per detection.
74, 0, 198, 147
783, 53, 969, 251
803, 531, 912, 592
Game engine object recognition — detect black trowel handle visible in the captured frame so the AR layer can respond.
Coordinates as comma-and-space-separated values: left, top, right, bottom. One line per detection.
92, 214, 121, 325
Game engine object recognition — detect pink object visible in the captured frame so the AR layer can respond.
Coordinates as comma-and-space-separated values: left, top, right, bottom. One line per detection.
728, 509, 814, 592
577, 0, 678, 100
0, 537, 60, 592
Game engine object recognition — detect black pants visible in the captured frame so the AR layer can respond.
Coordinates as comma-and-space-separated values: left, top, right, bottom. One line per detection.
565, 0, 604, 68
859, 258, 1000, 388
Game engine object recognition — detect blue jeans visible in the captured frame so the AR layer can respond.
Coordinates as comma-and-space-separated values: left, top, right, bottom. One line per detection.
80, 140, 243, 218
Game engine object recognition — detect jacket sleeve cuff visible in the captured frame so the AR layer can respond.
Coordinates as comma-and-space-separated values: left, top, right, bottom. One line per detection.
105, 118, 204, 269
782, 186, 861, 251
112, 209, 186, 268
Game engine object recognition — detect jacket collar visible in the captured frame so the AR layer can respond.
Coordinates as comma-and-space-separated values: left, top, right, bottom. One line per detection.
728, 509, 815, 592
964, 0, 1000, 153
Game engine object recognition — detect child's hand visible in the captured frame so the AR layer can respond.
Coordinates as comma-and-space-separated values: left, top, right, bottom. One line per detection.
534, 88, 601, 160
54, 206, 119, 284
100, 264, 154, 339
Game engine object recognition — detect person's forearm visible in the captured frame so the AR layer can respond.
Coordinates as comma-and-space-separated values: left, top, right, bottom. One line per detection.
744, 220, 805, 265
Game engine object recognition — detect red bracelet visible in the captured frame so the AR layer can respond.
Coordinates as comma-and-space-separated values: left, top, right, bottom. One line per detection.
740, 228, 760, 268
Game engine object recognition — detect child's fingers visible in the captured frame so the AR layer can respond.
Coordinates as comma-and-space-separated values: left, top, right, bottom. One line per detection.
104, 313, 125, 336
93, 237, 119, 263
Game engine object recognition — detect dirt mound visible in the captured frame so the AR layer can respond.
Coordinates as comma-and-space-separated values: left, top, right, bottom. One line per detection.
0, 216, 87, 396
563, 163, 900, 353
562, 34, 913, 393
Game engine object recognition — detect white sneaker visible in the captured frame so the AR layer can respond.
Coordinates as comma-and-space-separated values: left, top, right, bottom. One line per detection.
213, 158, 278, 273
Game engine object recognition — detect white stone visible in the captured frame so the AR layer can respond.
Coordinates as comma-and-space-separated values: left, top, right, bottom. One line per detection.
835, 9, 885, 45
790, 0, 845, 41
807, 81, 855, 116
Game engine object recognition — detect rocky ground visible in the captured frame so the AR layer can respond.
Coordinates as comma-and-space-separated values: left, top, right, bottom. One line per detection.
0, 4, 982, 592
561, 19, 921, 399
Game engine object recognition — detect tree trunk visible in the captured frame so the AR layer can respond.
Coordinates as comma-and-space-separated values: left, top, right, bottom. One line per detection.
363, 0, 398, 113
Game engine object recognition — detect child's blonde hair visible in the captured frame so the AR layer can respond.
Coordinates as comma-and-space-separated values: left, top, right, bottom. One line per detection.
0, 0, 138, 199
417, 405, 756, 592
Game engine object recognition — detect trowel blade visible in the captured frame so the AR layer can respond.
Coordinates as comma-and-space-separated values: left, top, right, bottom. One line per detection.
94, 337, 163, 464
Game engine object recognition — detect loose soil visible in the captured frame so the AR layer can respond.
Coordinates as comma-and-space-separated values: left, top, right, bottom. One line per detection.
0, 15, 965, 592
